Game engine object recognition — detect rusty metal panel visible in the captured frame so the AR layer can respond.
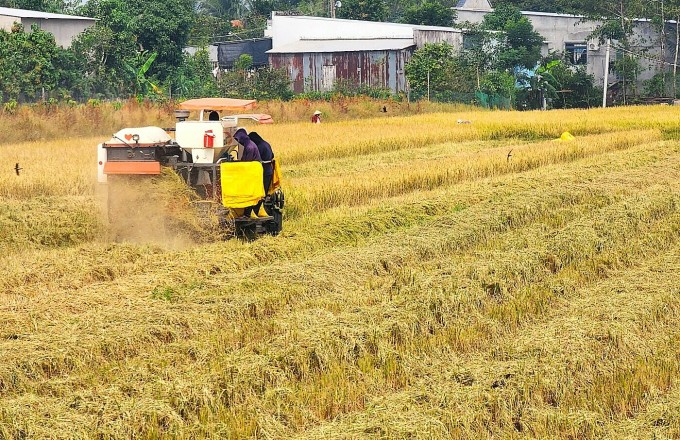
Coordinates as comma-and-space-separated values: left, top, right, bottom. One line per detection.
270, 54, 305, 93
369, 53, 387, 89
273, 48, 414, 95
334, 52, 359, 87
307, 53, 321, 92
290, 54, 303, 93
388, 52, 397, 92
397, 49, 413, 92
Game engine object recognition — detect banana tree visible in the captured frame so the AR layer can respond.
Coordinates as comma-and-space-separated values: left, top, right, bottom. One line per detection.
124, 51, 162, 97
527, 60, 561, 109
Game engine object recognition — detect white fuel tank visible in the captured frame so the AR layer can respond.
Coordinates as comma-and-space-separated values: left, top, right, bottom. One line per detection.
175, 121, 228, 164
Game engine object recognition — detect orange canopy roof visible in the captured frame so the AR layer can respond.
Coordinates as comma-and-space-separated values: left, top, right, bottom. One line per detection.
228, 114, 274, 124
178, 98, 257, 111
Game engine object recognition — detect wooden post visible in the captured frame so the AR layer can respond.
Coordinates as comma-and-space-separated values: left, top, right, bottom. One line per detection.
603, 39, 611, 108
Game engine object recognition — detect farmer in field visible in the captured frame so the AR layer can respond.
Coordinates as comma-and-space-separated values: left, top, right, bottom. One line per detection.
311, 110, 322, 124
248, 131, 275, 217
233, 128, 262, 218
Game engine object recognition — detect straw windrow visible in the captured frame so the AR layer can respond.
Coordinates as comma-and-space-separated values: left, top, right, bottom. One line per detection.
1, 105, 680, 438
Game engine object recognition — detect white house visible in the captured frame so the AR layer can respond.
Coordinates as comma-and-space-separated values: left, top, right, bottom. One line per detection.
0, 7, 95, 48
455, 0, 674, 88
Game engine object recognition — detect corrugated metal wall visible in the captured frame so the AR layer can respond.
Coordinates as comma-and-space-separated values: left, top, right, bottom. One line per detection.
270, 49, 413, 94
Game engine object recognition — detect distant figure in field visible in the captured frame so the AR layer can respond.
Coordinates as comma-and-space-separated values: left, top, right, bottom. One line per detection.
311, 110, 322, 124
382, 106, 387, 112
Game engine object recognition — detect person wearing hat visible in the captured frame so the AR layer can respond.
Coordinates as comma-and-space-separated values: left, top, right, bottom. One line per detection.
311, 110, 322, 124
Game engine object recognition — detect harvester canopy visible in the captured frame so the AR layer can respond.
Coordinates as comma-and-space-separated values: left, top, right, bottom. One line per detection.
227, 114, 274, 124
178, 98, 257, 112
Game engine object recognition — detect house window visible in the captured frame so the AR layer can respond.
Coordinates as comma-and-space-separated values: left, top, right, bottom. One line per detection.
565, 43, 587, 65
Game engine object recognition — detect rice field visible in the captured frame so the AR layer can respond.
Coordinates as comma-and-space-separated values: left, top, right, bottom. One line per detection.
1, 105, 680, 438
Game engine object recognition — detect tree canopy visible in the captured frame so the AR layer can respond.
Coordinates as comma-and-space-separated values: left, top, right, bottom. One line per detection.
336, 0, 388, 21
482, 3, 543, 70
0, 24, 60, 101
0, 0, 78, 12
400, 1, 456, 26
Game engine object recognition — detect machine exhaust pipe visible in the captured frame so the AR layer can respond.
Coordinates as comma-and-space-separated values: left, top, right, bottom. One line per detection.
174, 109, 190, 122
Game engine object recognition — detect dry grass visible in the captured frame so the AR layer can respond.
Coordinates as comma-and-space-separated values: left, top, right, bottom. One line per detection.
0, 98, 469, 145
1, 103, 680, 438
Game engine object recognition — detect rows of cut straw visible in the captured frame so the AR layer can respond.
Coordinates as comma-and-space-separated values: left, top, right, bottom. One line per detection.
300, 243, 680, 439
262, 105, 680, 166
285, 129, 659, 216
2, 127, 679, 437
2, 106, 679, 201
0, 135, 669, 299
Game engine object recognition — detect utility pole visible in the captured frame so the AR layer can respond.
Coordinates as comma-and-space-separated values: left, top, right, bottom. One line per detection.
330, 0, 336, 18
427, 70, 430, 101
603, 39, 611, 108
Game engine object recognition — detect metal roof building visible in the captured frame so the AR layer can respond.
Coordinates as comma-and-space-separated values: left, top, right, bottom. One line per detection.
0, 7, 95, 48
266, 14, 463, 94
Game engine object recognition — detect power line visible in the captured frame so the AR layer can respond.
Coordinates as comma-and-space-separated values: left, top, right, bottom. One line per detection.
610, 41, 680, 68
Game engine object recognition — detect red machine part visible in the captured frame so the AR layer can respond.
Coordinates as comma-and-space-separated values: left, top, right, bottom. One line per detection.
103, 161, 161, 175
204, 130, 215, 148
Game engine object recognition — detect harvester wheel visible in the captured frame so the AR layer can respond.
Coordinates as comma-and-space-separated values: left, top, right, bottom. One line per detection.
270, 210, 283, 236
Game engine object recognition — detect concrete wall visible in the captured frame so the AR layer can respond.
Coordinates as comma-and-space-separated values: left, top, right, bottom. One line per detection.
0, 15, 15, 30
522, 13, 607, 85
184, 45, 219, 63
2, 16, 94, 47
455, 0, 492, 11
23, 18, 93, 47
270, 49, 412, 94
414, 29, 464, 48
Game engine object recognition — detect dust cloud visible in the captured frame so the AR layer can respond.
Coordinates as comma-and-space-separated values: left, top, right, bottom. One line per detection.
100, 171, 224, 249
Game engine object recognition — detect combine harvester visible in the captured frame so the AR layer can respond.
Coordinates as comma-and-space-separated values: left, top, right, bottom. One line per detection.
97, 98, 284, 236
